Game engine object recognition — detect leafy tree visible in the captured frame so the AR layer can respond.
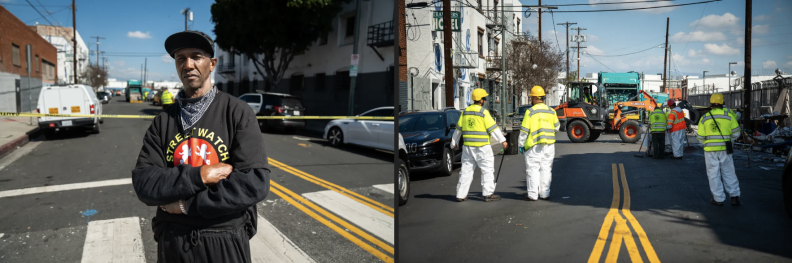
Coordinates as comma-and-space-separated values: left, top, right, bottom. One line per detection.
211, 0, 349, 89
505, 34, 564, 106
80, 64, 108, 91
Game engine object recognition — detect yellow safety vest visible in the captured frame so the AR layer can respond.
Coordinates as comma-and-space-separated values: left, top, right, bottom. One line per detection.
161, 91, 174, 105
519, 103, 559, 149
457, 104, 499, 147
144, 92, 149, 98
649, 109, 667, 132
696, 108, 740, 152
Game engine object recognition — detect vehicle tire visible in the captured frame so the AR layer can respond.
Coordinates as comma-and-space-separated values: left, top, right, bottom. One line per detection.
398, 157, 410, 206
619, 120, 641, 143
92, 123, 101, 134
439, 147, 453, 176
586, 131, 601, 142
258, 120, 270, 133
43, 129, 56, 140
328, 127, 344, 146
567, 120, 590, 143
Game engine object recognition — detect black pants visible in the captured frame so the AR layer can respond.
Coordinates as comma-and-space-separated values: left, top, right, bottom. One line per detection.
650, 132, 666, 159
157, 225, 251, 263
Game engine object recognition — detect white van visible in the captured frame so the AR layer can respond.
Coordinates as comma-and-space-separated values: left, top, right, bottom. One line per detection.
37, 84, 103, 137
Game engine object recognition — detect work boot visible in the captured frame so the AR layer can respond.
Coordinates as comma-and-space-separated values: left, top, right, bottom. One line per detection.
484, 195, 501, 202
710, 199, 724, 206
671, 156, 682, 159
524, 196, 537, 201
539, 196, 550, 201
456, 198, 467, 202
731, 196, 740, 206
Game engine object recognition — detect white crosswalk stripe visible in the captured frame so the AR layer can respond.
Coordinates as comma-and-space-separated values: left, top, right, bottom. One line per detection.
303, 189, 394, 245
81, 217, 145, 263
251, 215, 316, 263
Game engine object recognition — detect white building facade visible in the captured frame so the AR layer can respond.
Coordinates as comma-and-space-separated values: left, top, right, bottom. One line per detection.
29, 25, 90, 85
214, 0, 394, 116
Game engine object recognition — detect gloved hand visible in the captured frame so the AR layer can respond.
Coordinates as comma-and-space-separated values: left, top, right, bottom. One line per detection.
518, 147, 524, 154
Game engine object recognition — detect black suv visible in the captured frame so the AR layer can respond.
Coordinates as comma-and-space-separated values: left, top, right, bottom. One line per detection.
398, 108, 462, 176
239, 91, 306, 132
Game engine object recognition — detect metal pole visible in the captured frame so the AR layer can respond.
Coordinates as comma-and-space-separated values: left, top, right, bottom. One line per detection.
743, 0, 752, 130
500, 0, 506, 125
442, 0, 454, 108
184, 8, 190, 30
26, 45, 32, 125
663, 17, 668, 93
538, 0, 541, 43
72, 0, 77, 84
348, 0, 362, 115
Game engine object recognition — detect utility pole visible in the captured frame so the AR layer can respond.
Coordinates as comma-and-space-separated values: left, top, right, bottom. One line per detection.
442, 0, 454, 108
743, 0, 752, 130
667, 45, 671, 91
348, 0, 362, 115
557, 22, 576, 97
72, 0, 77, 84
144, 57, 148, 88
500, 0, 506, 125
571, 27, 586, 81
663, 17, 669, 93
538, 0, 541, 43
181, 8, 192, 30
91, 36, 104, 67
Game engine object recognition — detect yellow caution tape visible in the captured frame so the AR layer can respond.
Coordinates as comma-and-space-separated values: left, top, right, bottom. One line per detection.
0, 112, 393, 120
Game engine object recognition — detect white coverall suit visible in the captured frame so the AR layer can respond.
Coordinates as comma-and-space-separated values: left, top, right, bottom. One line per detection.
698, 109, 741, 202
518, 128, 559, 200
668, 106, 686, 158
451, 129, 506, 199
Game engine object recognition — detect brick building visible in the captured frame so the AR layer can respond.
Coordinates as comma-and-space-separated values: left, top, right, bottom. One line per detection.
0, 5, 58, 113
397, 0, 407, 112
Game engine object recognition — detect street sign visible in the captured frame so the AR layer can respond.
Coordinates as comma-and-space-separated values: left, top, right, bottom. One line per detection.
351, 54, 359, 66
350, 65, 358, 77
571, 35, 587, 43
433, 11, 461, 32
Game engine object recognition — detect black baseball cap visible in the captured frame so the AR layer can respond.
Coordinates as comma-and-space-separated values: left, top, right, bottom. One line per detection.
164, 30, 214, 58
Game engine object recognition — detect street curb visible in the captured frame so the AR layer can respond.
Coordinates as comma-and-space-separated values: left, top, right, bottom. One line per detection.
0, 127, 40, 159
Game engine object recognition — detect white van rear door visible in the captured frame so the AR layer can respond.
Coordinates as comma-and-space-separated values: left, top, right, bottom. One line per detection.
56, 87, 87, 123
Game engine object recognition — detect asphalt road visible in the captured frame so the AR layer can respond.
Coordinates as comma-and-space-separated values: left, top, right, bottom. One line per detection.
398, 130, 792, 262
0, 96, 394, 263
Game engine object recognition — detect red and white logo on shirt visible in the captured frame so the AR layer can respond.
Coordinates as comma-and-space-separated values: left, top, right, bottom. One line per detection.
173, 138, 220, 167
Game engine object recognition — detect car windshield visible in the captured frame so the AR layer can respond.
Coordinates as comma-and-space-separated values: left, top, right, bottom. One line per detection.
282, 97, 303, 108
398, 113, 444, 132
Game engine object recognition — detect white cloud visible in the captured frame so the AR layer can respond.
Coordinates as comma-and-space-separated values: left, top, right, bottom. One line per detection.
702, 58, 712, 64
589, 0, 677, 14
687, 49, 703, 57
754, 15, 772, 21
161, 54, 174, 63
737, 61, 745, 66
704, 43, 740, 55
788, 55, 792, 60
786, 61, 792, 67
753, 24, 770, 35
670, 31, 726, 42
587, 45, 605, 56
113, 60, 126, 66
763, 60, 778, 69
690, 13, 740, 28
586, 35, 600, 42
776, 7, 783, 13
127, 31, 152, 39
736, 37, 762, 45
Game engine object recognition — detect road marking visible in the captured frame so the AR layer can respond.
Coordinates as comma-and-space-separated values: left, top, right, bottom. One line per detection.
304, 190, 394, 244
80, 217, 145, 263
269, 158, 394, 217
0, 178, 131, 198
270, 183, 393, 262
251, 215, 316, 263
292, 136, 311, 141
588, 164, 660, 263
0, 141, 41, 172
372, 184, 394, 195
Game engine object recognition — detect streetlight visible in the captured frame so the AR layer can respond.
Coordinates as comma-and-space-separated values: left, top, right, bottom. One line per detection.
703, 71, 709, 94
728, 62, 737, 94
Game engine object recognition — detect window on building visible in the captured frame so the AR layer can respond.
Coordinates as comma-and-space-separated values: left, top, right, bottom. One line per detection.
488, 33, 492, 53
478, 31, 483, 55
218, 56, 224, 67
12, 44, 20, 66
315, 73, 326, 91
35, 55, 39, 72
346, 16, 356, 37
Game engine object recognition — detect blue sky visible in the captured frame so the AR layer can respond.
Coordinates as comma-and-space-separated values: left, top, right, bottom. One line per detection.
518, 0, 792, 78
1, 0, 218, 81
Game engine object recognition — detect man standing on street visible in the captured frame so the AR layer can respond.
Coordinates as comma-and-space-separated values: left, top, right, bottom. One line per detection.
697, 93, 741, 206
646, 103, 667, 158
161, 89, 174, 110
132, 30, 270, 263
452, 88, 508, 202
518, 86, 559, 201
666, 100, 686, 159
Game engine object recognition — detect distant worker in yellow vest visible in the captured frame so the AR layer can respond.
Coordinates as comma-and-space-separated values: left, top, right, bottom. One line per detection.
646, 103, 667, 159
144, 91, 150, 101
518, 86, 560, 201
451, 88, 508, 202
161, 89, 174, 110
696, 93, 741, 206
583, 90, 594, 104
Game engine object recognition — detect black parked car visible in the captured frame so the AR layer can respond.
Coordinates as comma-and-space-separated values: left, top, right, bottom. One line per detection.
97, 91, 111, 104
399, 108, 462, 176
239, 91, 306, 133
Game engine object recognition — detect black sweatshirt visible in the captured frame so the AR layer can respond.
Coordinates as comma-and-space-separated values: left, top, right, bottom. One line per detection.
132, 90, 270, 240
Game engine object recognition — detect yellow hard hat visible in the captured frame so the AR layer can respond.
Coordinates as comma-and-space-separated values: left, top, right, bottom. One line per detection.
472, 88, 489, 101
530, 86, 545, 97
710, 93, 724, 104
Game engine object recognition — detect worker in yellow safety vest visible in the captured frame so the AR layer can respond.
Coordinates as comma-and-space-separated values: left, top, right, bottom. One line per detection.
696, 93, 741, 206
144, 91, 149, 101
451, 88, 508, 202
666, 99, 687, 159
518, 86, 560, 201
161, 89, 174, 110
645, 104, 667, 158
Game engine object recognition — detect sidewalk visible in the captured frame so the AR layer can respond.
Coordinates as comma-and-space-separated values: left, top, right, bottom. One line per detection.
0, 115, 39, 159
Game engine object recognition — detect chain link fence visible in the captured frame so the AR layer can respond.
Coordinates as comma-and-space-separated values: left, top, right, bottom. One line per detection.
687, 76, 792, 120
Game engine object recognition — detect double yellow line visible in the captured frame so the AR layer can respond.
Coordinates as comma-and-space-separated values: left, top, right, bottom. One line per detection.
267, 158, 394, 263
588, 164, 660, 263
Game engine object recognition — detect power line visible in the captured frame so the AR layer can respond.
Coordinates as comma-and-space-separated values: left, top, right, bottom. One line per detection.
521, 0, 720, 13
550, 10, 562, 53
588, 43, 663, 57
584, 51, 614, 72
680, 1, 708, 65
543, 0, 675, 7
24, 0, 53, 26
35, 0, 60, 26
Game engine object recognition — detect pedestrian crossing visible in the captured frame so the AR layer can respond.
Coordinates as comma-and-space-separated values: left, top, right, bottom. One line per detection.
67, 183, 394, 263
